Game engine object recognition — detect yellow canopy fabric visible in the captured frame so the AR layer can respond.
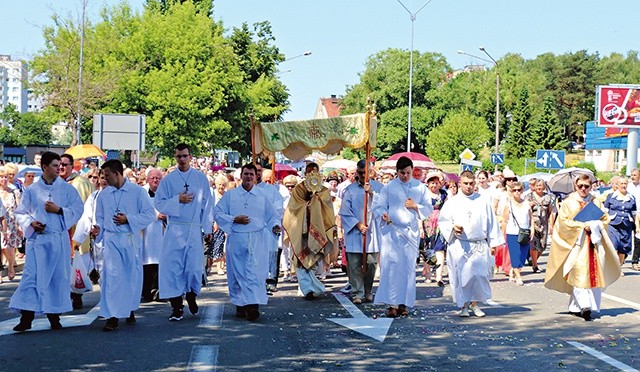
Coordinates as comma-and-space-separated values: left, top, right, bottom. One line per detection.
255, 113, 377, 161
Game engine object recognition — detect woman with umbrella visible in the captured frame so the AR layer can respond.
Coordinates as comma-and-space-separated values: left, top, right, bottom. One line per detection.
603, 177, 637, 272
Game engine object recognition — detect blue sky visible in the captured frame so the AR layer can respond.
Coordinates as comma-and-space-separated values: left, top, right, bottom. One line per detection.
1, 1, 636, 121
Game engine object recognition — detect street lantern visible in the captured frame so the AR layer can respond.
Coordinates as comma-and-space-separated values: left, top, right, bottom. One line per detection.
396, 0, 434, 151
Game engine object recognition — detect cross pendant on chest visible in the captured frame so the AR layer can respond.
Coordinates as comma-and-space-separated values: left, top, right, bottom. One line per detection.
47, 192, 52, 201
243, 201, 249, 208
184, 183, 189, 192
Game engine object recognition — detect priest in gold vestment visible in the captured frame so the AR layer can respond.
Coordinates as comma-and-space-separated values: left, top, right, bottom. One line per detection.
544, 174, 621, 320
283, 163, 336, 299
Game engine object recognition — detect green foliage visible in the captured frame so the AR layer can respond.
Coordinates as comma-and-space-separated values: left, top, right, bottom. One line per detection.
575, 161, 597, 178
532, 96, 567, 150
504, 87, 533, 157
425, 111, 491, 161
32, 1, 287, 157
0, 105, 53, 146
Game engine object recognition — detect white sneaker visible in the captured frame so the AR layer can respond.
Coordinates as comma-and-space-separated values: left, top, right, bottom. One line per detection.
459, 306, 470, 317
340, 283, 352, 294
469, 304, 486, 317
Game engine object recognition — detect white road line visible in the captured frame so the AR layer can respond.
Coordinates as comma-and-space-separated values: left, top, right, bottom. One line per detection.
567, 341, 638, 372
188, 345, 219, 372
602, 293, 640, 311
332, 292, 367, 318
198, 303, 224, 327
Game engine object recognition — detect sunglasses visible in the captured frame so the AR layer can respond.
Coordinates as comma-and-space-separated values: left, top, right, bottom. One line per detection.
60, 163, 72, 167
88, 176, 99, 179
286, 185, 296, 189
512, 188, 523, 192
576, 184, 591, 190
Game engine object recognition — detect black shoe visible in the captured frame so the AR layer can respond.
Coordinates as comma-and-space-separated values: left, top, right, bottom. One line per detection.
169, 307, 184, 321
13, 322, 32, 332
103, 317, 119, 331
581, 309, 592, 321
437, 280, 445, 287
246, 304, 260, 322
13, 311, 34, 332
126, 311, 136, 325
185, 292, 199, 315
47, 314, 62, 330
532, 266, 540, 273
304, 292, 315, 300
236, 306, 246, 318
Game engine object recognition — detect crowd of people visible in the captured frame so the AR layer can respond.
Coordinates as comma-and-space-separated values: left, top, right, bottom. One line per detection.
2, 145, 631, 332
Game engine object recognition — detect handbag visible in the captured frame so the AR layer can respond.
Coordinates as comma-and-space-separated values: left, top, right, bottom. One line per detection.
70, 252, 93, 294
510, 201, 531, 244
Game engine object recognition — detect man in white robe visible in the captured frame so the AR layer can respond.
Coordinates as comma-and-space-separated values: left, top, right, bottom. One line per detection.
141, 168, 165, 302
255, 165, 284, 294
155, 143, 214, 321
92, 159, 156, 331
214, 164, 280, 322
11, 151, 84, 332
439, 171, 504, 317
340, 160, 384, 304
373, 156, 432, 318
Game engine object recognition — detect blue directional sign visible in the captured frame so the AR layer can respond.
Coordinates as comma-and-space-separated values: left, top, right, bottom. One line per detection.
461, 164, 473, 172
490, 153, 505, 164
535, 150, 565, 170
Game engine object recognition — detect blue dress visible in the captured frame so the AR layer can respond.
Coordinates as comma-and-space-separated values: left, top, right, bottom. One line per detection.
604, 192, 636, 255
425, 189, 448, 252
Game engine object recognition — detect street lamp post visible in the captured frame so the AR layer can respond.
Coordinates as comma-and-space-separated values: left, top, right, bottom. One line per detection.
458, 47, 500, 168
396, 0, 433, 151
283, 50, 312, 62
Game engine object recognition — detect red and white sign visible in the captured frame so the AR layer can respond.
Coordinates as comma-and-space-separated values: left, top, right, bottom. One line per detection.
596, 85, 640, 128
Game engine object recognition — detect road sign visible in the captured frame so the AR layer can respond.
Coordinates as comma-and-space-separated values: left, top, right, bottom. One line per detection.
490, 153, 505, 164
461, 164, 473, 172
459, 148, 476, 160
535, 150, 565, 170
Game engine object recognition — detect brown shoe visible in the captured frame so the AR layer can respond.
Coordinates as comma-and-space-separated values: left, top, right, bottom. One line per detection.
398, 305, 409, 316
352, 297, 363, 305
364, 293, 374, 303
385, 307, 398, 318
633, 263, 640, 271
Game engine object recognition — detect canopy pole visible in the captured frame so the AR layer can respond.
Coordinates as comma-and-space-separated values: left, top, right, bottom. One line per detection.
250, 114, 257, 165
361, 99, 375, 273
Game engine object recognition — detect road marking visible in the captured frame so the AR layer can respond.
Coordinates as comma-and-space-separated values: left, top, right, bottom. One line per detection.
188, 345, 219, 372
327, 293, 393, 343
199, 303, 224, 328
567, 341, 638, 372
0, 305, 100, 336
602, 293, 640, 310
484, 300, 502, 307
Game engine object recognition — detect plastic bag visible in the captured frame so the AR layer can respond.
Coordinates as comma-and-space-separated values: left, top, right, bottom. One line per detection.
70, 254, 93, 294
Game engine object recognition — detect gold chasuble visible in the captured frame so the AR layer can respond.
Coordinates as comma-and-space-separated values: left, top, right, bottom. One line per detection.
283, 178, 336, 270
68, 173, 95, 255
544, 192, 620, 294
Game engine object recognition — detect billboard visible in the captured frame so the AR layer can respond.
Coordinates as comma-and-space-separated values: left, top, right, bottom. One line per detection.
93, 114, 145, 151
595, 84, 640, 128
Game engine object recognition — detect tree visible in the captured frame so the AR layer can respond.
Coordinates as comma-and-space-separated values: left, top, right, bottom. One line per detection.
146, 0, 213, 16
342, 48, 451, 152
533, 96, 567, 150
0, 105, 53, 146
504, 87, 533, 158
424, 111, 491, 161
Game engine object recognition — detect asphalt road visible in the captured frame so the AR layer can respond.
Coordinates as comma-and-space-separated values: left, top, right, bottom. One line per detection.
0, 251, 639, 372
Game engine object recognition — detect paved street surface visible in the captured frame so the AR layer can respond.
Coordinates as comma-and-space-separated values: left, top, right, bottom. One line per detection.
0, 252, 639, 371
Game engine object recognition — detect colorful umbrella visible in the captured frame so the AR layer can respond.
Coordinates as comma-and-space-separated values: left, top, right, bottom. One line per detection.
380, 151, 437, 170
65, 144, 107, 159
274, 163, 298, 180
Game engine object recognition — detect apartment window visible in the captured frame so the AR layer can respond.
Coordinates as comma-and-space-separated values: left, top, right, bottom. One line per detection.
12, 78, 18, 83
12, 87, 18, 92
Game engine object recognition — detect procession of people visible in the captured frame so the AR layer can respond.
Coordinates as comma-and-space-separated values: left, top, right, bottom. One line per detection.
1, 145, 631, 333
